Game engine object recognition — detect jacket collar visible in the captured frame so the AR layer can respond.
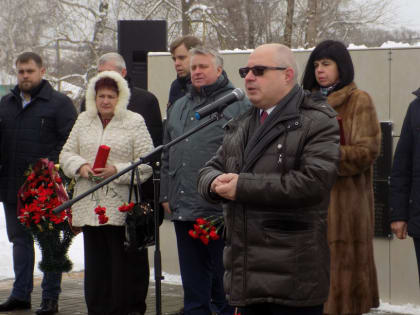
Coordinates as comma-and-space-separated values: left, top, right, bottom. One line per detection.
11, 79, 52, 101
188, 70, 229, 99
176, 74, 191, 89
241, 85, 305, 172
262, 84, 302, 125
413, 87, 420, 98
326, 82, 357, 108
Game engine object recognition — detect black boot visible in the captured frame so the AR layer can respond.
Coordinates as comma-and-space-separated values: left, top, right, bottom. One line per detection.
35, 299, 58, 315
0, 296, 31, 311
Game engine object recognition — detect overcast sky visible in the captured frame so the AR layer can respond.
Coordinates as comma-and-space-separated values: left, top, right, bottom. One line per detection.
394, 0, 420, 31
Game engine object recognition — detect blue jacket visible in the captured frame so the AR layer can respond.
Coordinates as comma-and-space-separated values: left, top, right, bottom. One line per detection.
160, 72, 250, 221
390, 88, 420, 237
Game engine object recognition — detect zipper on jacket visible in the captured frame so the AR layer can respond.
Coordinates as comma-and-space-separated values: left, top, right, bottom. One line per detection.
41, 118, 45, 129
242, 206, 247, 301
280, 129, 288, 172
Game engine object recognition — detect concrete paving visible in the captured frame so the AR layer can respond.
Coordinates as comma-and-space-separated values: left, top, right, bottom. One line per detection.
0, 271, 411, 315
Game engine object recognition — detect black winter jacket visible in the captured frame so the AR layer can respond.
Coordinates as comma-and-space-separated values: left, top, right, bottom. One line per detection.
0, 80, 77, 203
390, 88, 420, 237
167, 75, 190, 109
198, 85, 340, 307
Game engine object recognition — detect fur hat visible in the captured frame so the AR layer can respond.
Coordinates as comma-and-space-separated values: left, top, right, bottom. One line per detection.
302, 40, 354, 92
85, 71, 131, 120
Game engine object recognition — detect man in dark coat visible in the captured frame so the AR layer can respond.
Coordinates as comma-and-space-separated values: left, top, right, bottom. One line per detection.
390, 87, 420, 283
0, 52, 77, 314
197, 44, 340, 315
160, 47, 249, 315
167, 35, 202, 108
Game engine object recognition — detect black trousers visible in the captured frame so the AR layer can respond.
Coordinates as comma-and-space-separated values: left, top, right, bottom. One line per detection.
237, 303, 323, 315
83, 225, 149, 315
413, 238, 420, 284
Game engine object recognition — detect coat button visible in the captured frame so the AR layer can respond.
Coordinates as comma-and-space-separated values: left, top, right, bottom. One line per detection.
277, 144, 282, 149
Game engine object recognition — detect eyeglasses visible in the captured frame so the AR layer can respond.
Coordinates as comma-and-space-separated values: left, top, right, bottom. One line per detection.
238, 65, 287, 78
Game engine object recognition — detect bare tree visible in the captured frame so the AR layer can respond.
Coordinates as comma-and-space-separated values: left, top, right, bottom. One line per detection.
283, 0, 295, 47
304, 0, 318, 48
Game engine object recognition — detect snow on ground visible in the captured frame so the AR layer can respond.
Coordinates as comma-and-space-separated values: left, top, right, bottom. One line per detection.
378, 301, 420, 314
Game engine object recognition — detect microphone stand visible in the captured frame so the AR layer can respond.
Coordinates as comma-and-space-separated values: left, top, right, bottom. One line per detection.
53, 110, 226, 315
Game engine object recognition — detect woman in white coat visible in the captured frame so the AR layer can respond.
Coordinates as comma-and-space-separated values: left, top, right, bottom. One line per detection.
60, 71, 154, 315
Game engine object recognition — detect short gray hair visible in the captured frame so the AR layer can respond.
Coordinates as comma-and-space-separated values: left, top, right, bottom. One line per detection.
189, 46, 223, 68
98, 52, 126, 71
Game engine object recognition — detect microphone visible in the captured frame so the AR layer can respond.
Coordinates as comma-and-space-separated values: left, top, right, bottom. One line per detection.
195, 88, 245, 120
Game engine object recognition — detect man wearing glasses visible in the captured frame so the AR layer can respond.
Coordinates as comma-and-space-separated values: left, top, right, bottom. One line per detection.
198, 44, 340, 315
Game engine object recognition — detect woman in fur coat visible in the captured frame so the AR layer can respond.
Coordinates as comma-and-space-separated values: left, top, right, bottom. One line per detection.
302, 40, 381, 315
60, 71, 154, 315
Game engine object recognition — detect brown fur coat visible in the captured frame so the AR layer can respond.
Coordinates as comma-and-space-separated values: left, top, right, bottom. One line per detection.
324, 82, 381, 314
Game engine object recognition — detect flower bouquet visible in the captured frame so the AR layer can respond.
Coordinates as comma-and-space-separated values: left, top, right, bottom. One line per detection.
188, 216, 224, 245
17, 158, 74, 273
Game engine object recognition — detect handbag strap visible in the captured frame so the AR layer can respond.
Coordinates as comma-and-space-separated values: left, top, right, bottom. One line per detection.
128, 166, 144, 203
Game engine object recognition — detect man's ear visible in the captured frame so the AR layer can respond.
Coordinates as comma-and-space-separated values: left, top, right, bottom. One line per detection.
40, 67, 46, 77
121, 68, 127, 78
216, 66, 223, 77
285, 67, 294, 83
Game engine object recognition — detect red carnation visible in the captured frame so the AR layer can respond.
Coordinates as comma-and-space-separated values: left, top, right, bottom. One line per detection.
200, 234, 210, 245
209, 230, 220, 240
98, 214, 109, 224
196, 218, 206, 225
189, 229, 199, 239
94, 205, 106, 215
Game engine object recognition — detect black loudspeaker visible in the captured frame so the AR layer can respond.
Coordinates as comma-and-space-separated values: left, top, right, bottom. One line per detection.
118, 20, 167, 90
373, 121, 393, 238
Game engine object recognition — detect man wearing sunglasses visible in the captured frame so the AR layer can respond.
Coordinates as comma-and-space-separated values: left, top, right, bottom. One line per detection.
198, 44, 340, 315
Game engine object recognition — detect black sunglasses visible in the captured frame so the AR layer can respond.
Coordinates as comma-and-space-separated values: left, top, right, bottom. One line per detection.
238, 65, 287, 78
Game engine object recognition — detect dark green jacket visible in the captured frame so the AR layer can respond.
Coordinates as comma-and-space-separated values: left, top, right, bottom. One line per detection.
160, 71, 250, 221
198, 85, 340, 307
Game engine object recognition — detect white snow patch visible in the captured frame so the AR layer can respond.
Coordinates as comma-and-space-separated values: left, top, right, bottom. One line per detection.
348, 43, 368, 49
150, 269, 182, 285
380, 41, 420, 48
378, 300, 420, 314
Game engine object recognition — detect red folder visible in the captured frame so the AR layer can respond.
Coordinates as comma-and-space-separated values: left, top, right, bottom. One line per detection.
93, 145, 111, 170
337, 116, 346, 145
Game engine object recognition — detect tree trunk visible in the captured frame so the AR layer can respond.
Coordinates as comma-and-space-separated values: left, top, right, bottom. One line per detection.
245, 0, 255, 48
305, 0, 318, 48
283, 0, 295, 47
181, 0, 192, 36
